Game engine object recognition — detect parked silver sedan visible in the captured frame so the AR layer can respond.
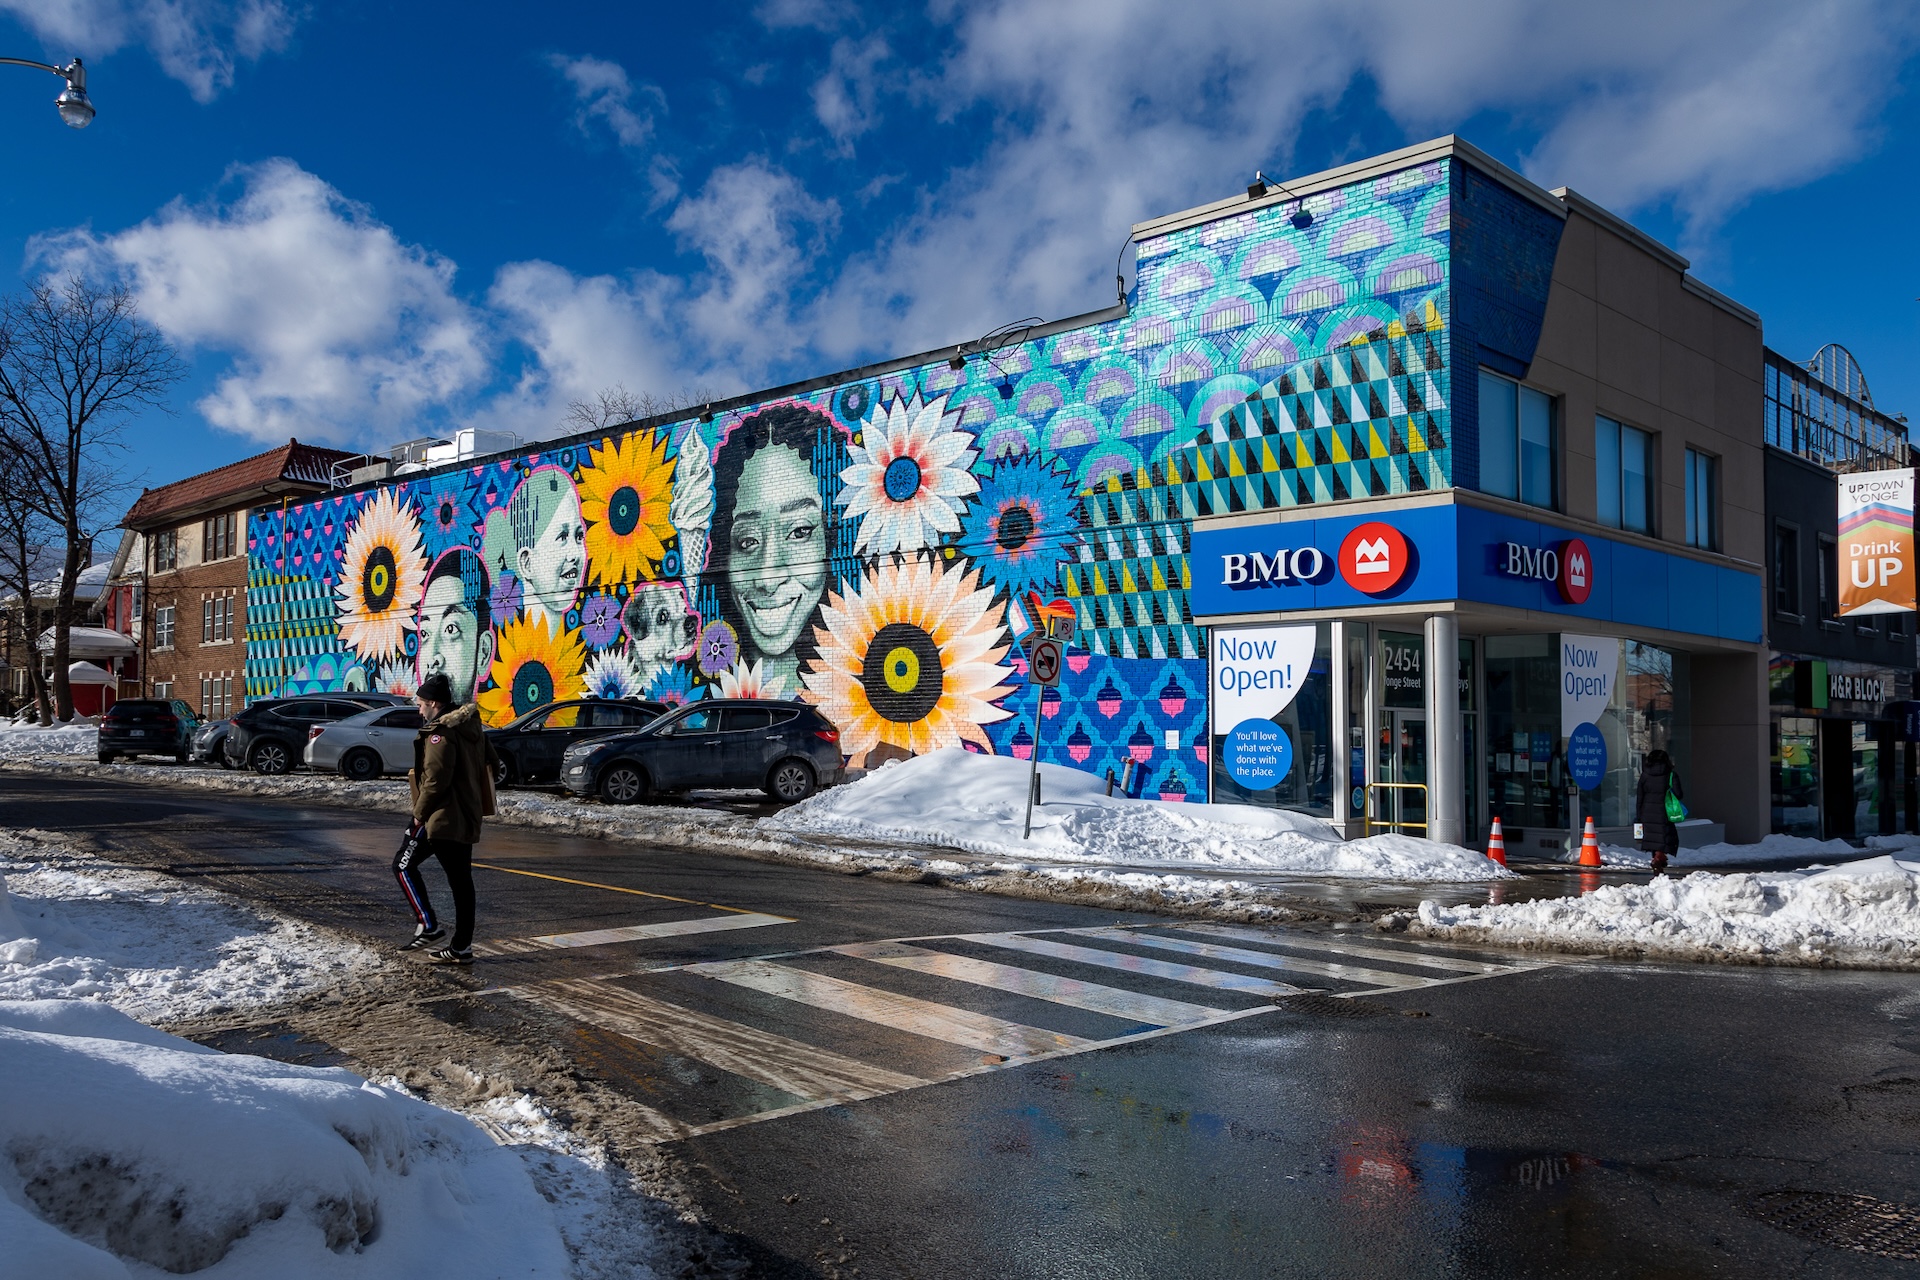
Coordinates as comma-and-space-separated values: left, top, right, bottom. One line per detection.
304, 704, 423, 780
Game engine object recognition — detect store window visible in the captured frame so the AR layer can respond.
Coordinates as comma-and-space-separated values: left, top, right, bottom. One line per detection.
1595, 416, 1654, 534
1771, 717, 1820, 838
1209, 622, 1332, 816
1484, 635, 1562, 832
1772, 522, 1801, 616
1684, 448, 1718, 550
1479, 371, 1557, 510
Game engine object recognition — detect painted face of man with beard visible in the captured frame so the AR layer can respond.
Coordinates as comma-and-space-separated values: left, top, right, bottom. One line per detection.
415, 550, 494, 705
726, 442, 826, 679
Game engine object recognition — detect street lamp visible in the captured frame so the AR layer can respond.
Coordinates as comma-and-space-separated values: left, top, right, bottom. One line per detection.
0, 56, 93, 128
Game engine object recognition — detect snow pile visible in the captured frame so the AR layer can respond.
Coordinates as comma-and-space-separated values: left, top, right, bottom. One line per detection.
0, 721, 99, 759
1413, 855, 1920, 965
769, 748, 1511, 881
0, 829, 381, 1022
0, 1000, 571, 1280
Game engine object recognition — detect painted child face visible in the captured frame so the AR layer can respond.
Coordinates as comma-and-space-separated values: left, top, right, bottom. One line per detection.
727, 444, 826, 658
416, 573, 494, 704
518, 485, 585, 609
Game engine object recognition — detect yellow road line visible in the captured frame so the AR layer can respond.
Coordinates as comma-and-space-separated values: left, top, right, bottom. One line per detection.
471, 862, 765, 916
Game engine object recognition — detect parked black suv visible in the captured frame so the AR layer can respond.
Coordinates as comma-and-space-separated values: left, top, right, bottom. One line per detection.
98, 698, 202, 764
486, 698, 667, 786
223, 693, 409, 774
559, 699, 841, 804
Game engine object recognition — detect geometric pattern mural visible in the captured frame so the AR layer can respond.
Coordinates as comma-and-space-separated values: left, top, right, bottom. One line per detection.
245, 158, 1456, 801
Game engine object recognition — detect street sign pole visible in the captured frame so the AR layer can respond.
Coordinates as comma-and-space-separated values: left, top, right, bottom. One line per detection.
1021, 627, 1064, 840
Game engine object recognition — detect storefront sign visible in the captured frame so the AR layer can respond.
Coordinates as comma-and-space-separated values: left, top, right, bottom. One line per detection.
1380, 630, 1424, 708
1559, 633, 1620, 737
1829, 671, 1886, 704
1210, 625, 1317, 733
1497, 537, 1594, 604
1220, 546, 1330, 587
1338, 522, 1411, 594
1224, 719, 1294, 790
1838, 468, 1916, 617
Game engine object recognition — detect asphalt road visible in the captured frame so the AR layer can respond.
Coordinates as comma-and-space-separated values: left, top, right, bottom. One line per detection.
7, 772, 1920, 1278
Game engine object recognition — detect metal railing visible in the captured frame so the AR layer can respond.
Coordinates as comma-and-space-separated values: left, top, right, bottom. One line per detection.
1364, 781, 1429, 835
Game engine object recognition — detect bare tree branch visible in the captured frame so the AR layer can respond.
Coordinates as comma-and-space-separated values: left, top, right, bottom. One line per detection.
0, 279, 184, 720
562, 383, 718, 435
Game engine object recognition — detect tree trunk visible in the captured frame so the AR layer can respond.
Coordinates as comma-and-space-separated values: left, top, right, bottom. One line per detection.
25, 603, 50, 725
51, 527, 79, 721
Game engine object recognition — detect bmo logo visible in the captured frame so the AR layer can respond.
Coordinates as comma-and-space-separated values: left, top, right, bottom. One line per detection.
1499, 537, 1594, 605
1339, 522, 1411, 594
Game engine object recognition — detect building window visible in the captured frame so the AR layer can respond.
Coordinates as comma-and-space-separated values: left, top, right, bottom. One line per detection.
1772, 523, 1801, 617
1818, 533, 1838, 624
1479, 370, 1556, 510
1596, 415, 1654, 534
202, 512, 237, 563
153, 680, 172, 699
152, 530, 178, 572
153, 605, 176, 650
201, 594, 234, 643
1684, 448, 1718, 550
199, 675, 234, 719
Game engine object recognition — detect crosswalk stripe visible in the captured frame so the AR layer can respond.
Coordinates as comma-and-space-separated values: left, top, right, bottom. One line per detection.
687, 959, 1091, 1058
1077, 927, 1429, 989
959, 932, 1308, 997
1178, 924, 1516, 974
830, 941, 1226, 1028
512, 978, 925, 1102
528, 912, 795, 948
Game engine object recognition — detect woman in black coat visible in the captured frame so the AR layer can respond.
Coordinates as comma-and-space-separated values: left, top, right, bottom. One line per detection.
1635, 749, 1684, 872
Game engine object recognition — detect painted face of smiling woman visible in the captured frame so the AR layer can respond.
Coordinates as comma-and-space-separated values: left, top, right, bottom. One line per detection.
727, 442, 826, 663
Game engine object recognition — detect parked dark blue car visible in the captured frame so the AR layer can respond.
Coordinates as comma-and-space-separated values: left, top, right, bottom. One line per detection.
559, 699, 842, 804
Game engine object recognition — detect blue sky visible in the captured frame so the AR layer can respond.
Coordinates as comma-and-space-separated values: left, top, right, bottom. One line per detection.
1, 0, 1918, 507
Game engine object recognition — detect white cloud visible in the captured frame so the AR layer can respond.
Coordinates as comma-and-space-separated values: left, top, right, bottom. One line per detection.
0, 0, 298, 102
792, 0, 1920, 356
35, 160, 488, 446
811, 33, 892, 152
548, 53, 662, 151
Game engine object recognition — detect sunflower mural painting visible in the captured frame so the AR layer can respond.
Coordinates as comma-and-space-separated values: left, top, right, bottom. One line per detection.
248, 153, 1461, 802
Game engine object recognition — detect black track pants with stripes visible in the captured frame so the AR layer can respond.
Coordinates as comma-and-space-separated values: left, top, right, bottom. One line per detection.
393, 832, 475, 950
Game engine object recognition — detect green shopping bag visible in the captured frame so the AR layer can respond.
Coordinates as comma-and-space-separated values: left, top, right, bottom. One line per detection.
1664, 777, 1687, 823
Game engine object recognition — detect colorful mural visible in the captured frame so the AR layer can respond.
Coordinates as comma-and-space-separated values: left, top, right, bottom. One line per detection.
245, 159, 1457, 798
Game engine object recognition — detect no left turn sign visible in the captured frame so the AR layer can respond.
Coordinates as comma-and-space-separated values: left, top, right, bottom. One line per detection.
1028, 637, 1063, 687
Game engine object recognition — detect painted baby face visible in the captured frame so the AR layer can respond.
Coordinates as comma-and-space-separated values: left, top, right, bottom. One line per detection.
726, 444, 826, 658
518, 485, 585, 611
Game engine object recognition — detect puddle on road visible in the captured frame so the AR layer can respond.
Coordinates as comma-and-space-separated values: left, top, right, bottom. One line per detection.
186, 1021, 349, 1068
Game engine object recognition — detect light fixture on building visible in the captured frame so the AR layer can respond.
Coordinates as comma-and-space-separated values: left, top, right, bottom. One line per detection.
997, 379, 1014, 402
698, 404, 713, 424
947, 348, 967, 371
1290, 205, 1314, 230
1247, 171, 1268, 200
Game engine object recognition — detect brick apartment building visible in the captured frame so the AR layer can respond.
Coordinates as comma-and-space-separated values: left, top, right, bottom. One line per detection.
122, 440, 353, 717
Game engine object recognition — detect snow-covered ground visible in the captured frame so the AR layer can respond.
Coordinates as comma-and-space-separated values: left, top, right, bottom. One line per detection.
0, 720, 100, 759
1557, 830, 1920, 871
0, 829, 672, 1278
768, 749, 1511, 881
1412, 854, 1920, 966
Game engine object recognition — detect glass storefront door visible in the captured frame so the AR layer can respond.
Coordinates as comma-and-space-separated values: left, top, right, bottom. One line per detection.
1374, 709, 1428, 833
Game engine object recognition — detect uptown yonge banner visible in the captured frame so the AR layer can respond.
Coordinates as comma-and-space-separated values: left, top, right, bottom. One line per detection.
1838, 468, 1917, 617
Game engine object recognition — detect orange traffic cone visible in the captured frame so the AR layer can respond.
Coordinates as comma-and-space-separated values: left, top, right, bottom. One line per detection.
1577, 815, 1602, 867
1485, 816, 1507, 867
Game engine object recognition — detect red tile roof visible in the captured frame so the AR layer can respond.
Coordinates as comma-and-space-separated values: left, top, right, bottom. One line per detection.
122, 439, 357, 528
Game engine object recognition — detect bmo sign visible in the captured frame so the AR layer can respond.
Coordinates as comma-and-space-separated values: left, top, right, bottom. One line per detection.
1338, 522, 1412, 594
1499, 536, 1594, 605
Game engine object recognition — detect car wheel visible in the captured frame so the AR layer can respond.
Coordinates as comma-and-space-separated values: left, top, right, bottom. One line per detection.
766, 759, 817, 803
340, 748, 382, 782
97, 751, 115, 764
493, 755, 516, 788
250, 741, 292, 776
216, 747, 237, 770
174, 748, 189, 764
599, 763, 647, 805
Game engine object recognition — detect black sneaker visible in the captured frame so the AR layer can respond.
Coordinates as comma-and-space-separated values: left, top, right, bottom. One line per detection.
398, 926, 445, 952
426, 946, 473, 966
